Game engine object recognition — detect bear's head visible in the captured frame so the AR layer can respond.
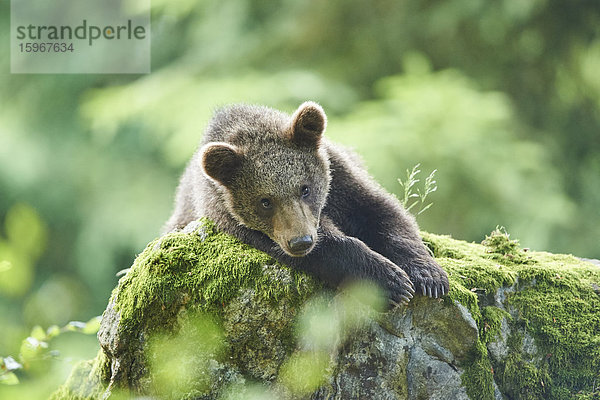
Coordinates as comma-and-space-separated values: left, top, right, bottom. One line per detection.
200, 102, 331, 257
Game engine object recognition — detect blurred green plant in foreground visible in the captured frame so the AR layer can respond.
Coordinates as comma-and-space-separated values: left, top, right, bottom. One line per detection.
144, 282, 384, 399
0, 317, 100, 386
0, 317, 100, 400
0, 204, 47, 299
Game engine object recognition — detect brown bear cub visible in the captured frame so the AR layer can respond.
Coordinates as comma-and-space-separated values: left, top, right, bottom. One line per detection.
165, 102, 449, 306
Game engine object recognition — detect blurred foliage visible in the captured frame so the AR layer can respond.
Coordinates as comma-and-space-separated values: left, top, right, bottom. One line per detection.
1, 0, 599, 396
0, 204, 47, 298
143, 283, 383, 399
326, 65, 576, 250
277, 281, 385, 396
0, 318, 100, 398
148, 313, 225, 398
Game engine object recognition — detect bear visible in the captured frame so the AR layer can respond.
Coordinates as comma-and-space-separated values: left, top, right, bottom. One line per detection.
164, 101, 449, 306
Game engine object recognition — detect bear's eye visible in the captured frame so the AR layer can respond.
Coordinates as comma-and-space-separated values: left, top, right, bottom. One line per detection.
260, 198, 272, 209
301, 185, 310, 198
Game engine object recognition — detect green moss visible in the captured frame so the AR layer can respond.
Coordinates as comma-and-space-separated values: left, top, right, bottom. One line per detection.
53, 223, 599, 399
501, 351, 551, 399
422, 231, 516, 322
461, 341, 495, 400
495, 330, 552, 400
481, 226, 532, 264
112, 219, 318, 336
574, 389, 600, 400
480, 306, 512, 344
481, 226, 520, 254
508, 260, 600, 398
423, 230, 600, 400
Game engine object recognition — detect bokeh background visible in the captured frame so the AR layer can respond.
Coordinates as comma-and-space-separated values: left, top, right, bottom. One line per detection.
1, 0, 599, 396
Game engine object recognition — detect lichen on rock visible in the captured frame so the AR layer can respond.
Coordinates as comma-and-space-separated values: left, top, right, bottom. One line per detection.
51, 219, 600, 400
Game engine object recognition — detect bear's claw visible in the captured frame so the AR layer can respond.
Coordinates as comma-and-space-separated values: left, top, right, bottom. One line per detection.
409, 260, 449, 299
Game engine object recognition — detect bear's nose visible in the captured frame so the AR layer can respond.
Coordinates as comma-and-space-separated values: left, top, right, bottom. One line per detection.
288, 235, 313, 253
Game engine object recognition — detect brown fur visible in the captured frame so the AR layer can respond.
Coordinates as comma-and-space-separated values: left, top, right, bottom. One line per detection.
165, 102, 449, 305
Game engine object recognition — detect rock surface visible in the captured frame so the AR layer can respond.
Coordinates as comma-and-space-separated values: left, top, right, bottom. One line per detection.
51, 221, 600, 400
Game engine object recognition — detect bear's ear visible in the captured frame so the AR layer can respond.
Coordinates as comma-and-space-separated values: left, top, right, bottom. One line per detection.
200, 142, 243, 186
289, 101, 327, 148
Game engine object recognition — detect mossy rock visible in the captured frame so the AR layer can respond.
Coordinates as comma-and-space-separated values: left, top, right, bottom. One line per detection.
51, 219, 600, 400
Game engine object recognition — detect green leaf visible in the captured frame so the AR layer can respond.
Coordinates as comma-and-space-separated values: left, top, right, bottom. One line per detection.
82, 316, 102, 334
0, 243, 33, 297
0, 371, 19, 385
66, 321, 86, 332
46, 325, 61, 339
20, 337, 48, 362
418, 203, 433, 215
30, 325, 46, 341
4, 204, 48, 261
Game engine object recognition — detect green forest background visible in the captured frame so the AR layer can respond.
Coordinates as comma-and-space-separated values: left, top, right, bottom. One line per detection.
1, 0, 599, 397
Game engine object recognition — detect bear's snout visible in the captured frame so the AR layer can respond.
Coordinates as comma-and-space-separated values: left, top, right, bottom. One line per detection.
271, 200, 318, 257
288, 235, 313, 255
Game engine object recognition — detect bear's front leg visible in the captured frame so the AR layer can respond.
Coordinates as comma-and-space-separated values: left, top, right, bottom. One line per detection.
323, 175, 449, 298
322, 148, 449, 299
232, 217, 416, 306
364, 222, 449, 298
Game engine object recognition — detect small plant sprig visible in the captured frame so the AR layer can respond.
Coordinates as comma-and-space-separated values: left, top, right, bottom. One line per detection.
0, 316, 101, 385
398, 163, 438, 217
